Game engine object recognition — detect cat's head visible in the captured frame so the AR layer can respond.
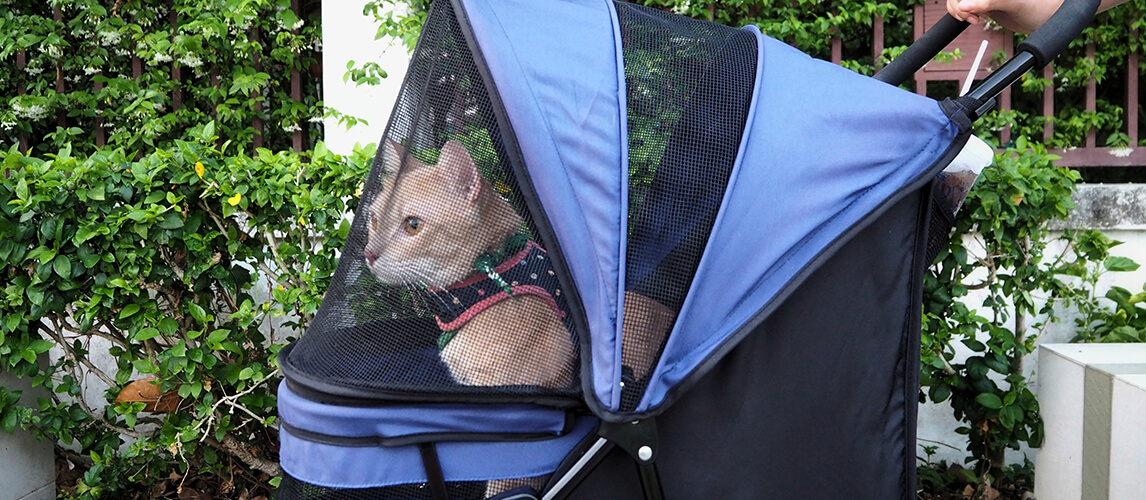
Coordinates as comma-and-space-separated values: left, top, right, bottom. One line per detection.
363, 139, 520, 288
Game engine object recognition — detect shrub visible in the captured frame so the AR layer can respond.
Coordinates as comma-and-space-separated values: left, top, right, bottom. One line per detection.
0, 130, 373, 498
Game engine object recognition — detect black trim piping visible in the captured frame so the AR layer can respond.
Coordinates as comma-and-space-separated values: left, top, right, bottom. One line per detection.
280, 420, 573, 448
279, 343, 585, 409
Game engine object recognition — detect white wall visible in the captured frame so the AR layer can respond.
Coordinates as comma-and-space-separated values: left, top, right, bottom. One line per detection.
917, 226, 1146, 466
0, 366, 54, 500
321, 0, 409, 155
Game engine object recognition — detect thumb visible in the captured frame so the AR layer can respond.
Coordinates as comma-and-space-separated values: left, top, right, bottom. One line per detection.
955, 0, 996, 15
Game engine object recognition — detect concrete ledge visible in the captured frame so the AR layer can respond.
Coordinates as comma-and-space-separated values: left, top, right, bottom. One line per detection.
1035, 344, 1146, 500
1051, 184, 1146, 230
0, 369, 54, 500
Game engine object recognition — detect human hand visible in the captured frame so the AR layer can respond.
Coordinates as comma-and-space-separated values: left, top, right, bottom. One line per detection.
946, 0, 1065, 34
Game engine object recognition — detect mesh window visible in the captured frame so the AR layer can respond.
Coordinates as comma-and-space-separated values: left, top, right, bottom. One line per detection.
616, 3, 758, 411
281, 0, 579, 400
277, 472, 550, 500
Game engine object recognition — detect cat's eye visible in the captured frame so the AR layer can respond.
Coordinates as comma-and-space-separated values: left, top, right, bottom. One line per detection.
404, 216, 423, 235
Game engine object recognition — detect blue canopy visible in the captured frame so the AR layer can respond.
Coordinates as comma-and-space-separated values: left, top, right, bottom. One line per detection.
461, 0, 962, 417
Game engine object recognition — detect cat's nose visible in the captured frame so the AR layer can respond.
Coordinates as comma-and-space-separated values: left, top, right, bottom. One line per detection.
364, 248, 378, 266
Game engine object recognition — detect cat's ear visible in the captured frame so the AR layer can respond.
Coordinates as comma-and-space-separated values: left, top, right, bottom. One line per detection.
382, 139, 407, 175
439, 140, 482, 203
378, 139, 406, 195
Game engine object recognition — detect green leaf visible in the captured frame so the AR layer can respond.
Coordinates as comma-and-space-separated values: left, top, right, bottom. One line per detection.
119, 304, 141, 319
74, 226, 98, 244
976, 393, 1004, 410
158, 213, 184, 230
144, 191, 166, 204
206, 329, 229, 346
28, 339, 54, 354
53, 255, 72, 279
132, 359, 157, 374
930, 383, 952, 404
132, 328, 160, 341
158, 317, 179, 335
188, 303, 209, 324
4, 315, 21, 333
15, 178, 29, 200
1105, 256, 1140, 272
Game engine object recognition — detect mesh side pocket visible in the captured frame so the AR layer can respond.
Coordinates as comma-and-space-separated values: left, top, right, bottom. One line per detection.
616, 2, 758, 411
925, 184, 955, 265
281, 0, 579, 400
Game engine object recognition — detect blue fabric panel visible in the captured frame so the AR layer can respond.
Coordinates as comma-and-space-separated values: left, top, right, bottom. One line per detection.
637, 27, 961, 412
280, 415, 598, 488
459, 0, 626, 409
277, 382, 569, 437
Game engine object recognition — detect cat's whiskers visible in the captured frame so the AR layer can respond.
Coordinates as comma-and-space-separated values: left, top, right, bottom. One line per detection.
405, 280, 434, 316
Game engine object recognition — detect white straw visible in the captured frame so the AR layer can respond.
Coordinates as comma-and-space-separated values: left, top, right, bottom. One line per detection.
960, 40, 990, 96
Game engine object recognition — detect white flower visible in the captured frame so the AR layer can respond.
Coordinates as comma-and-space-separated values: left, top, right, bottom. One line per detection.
291, 19, 304, 30
671, 1, 691, 14
84, 66, 100, 75
13, 103, 49, 121
99, 30, 122, 46
308, 116, 323, 123
45, 44, 63, 59
24, 66, 43, 76
151, 52, 173, 64
1110, 147, 1134, 158
282, 123, 302, 133
1, 121, 16, 131
178, 53, 203, 68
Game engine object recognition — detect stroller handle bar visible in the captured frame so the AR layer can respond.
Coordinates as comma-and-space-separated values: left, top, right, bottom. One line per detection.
874, 0, 1101, 89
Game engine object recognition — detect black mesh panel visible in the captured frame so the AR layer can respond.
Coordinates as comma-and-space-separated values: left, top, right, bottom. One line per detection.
277, 473, 485, 500
277, 472, 550, 500
616, 3, 757, 412
281, 0, 579, 400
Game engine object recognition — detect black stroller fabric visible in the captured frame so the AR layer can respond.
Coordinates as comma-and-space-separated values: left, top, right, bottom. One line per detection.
276, 0, 972, 497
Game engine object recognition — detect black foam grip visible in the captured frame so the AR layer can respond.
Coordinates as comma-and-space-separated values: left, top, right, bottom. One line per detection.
1017, 0, 1101, 68
874, 14, 968, 86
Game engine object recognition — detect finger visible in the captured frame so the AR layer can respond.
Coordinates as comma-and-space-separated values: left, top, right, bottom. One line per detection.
947, 0, 969, 20
956, 0, 996, 15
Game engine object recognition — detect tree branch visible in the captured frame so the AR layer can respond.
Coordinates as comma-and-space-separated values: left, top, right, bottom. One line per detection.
205, 434, 282, 477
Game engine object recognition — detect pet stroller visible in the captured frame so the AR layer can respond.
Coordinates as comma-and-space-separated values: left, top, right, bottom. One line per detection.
276, 0, 1099, 498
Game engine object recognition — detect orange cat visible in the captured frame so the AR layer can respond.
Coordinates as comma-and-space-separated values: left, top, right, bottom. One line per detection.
363, 139, 577, 389
363, 139, 674, 498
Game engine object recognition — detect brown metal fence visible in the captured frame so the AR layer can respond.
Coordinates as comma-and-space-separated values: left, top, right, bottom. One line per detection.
12, 0, 313, 156
828, 0, 1143, 168
13, 1, 1140, 167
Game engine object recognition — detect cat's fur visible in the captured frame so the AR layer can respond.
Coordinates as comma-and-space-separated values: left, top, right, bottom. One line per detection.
363, 139, 577, 389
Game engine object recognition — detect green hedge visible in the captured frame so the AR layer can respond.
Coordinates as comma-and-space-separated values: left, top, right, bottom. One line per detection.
1, 0, 321, 156
0, 132, 373, 497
